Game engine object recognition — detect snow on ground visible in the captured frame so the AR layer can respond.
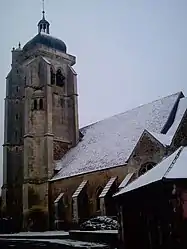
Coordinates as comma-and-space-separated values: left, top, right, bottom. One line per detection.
70, 230, 118, 234
0, 231, 69, 237
4, 238, 108, 248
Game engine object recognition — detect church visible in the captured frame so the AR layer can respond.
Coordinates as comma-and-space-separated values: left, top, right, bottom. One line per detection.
1, 9, 187, 231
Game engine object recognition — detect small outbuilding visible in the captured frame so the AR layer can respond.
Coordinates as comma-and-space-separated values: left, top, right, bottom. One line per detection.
114, 146, 187, 249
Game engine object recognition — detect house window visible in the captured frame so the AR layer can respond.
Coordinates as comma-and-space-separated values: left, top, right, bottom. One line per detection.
16, 86, 19, 92
39, 99, 43, 110
15, 114, 19, 120
56, 69, 65, 87
138, 162, 156, 177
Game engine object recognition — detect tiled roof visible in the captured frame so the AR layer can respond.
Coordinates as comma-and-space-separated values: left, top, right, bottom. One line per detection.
51, 92, 184, 181
114, 146, 186, 197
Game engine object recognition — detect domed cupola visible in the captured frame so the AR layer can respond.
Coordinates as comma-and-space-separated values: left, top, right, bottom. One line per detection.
23, 0, 67, 53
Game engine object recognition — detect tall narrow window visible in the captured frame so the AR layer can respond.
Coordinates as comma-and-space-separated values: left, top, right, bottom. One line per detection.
15, 131, 18, 141
56, 69, 65, 87
39, 99, 43, 110
34, 99, 37, 110
16, 86, 19, 92
60, 98, 64, 107
50, 68, 55, 85
15, 114, 19, 120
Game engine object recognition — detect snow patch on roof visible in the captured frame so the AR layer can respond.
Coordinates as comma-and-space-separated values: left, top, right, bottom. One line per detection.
42, 56, 51, 65
148, 130, 173, 146
119, 173, 135, 190
51, 92, 182, 181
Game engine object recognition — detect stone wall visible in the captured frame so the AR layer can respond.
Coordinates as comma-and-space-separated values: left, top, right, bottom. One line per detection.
49, 130, 168, 227
50, 165, 128, 225
128, 131, 166, 177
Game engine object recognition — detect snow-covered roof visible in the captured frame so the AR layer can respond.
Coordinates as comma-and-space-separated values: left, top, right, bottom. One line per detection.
99, 177, 117, 198
72, 180, 87, 198
167, 97, 187, 136
114, 146, 187, 197
147, 130, 173, 146
118, 173, 135, 190
51, 92, 184, 181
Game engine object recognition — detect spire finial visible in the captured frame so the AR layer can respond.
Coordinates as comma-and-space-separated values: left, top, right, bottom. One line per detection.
38, 0, 50, 34
42, 0, 45, 18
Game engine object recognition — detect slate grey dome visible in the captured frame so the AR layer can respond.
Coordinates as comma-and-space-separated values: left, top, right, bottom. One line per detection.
23, 9, 67, 53
23, 32, 67, 53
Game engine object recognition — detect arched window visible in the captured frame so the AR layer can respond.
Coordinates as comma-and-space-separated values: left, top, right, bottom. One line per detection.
34, 99, 37, 110
56, 69, 65, 87
96, 187, 103, 211
50, 68, 55, 85
138, 162, 156, 177
39, 99, 43, 110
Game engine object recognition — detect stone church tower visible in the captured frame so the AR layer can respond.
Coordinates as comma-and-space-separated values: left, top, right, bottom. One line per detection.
2, 9, 79, 229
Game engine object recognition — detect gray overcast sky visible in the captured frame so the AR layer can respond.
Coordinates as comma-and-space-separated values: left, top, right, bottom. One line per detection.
0, 0, 187, 186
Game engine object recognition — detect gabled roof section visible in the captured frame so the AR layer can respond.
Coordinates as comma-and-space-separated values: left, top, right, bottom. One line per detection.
51, 92, 183, 181
114, 146, 184, 197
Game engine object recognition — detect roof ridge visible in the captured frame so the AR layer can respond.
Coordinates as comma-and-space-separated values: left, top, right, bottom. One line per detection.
80, 92, 184, 130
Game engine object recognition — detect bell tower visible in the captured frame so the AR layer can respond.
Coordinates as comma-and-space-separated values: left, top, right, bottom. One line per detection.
38, 0, 50, 34
2, 2, 79, 230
